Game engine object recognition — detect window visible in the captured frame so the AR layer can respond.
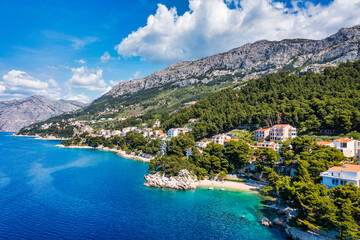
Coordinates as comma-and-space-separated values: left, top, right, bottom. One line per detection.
332, 179, 335, 185
341, 143, 347, 148
341, 180, 343, 185
332, 172, 333, 176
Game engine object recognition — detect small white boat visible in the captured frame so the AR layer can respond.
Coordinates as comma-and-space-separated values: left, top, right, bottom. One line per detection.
208, 187, 214, 190
220, 188, 225, 191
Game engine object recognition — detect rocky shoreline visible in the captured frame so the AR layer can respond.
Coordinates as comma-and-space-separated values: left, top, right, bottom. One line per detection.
144, 169, 199, 190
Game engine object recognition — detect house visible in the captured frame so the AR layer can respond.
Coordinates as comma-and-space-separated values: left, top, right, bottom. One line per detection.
224, 139, 239, 146
195, 142, 209, 150
179, 128, 192, 134
153, 119, 161, 128
167, 128, 179, 138
82, 125, 93, 133
111, 130, 122, 136
333, 138, 360, 157
249, 142, 280, 152
320, 164, 360, 188
212, 134, 231, 145
317, 141, 334, 147
99, 129, 111, 137
188, 118, 198, 123
254, 128, 270, 141
269, 124, 297, 141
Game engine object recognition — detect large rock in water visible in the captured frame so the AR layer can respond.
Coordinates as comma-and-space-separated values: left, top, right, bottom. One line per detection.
144, 169, 199, 190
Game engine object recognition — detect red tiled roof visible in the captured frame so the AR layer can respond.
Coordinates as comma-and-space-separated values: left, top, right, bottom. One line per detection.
255, 128, 270, 132
335, 138, 354, 143
329, 164, 360, 173
317, 141, 333, 146
273, 124, 290, 127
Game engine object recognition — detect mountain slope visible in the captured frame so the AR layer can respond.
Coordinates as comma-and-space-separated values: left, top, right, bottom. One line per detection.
0, 95, 85, 132
76, 25, 360, 119
106, 25, 360, 98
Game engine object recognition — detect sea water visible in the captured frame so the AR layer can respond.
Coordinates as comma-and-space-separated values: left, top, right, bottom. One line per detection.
0, 132, 286, 239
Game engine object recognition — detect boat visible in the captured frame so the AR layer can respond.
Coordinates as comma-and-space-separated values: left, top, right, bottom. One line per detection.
208, 187, 214, 190
220, 188, 225, 191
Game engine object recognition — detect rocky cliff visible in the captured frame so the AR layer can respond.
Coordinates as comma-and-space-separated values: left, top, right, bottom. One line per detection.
0, 95, 85, 132
144, 169, 199, 190
106, 25, 360, 97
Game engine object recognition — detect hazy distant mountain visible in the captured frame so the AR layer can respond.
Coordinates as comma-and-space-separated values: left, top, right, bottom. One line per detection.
0, 95, 85, 132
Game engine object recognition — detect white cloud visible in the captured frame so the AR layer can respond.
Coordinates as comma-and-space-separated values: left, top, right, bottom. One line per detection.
64, 93, 90, 103
115, 0, 360, 64
0, 70, 59, 99
109, 80, 118, 86
100, 51, 112, 63
67, 66, 108, 91
133, 71, 141, 79
76, 59, 86, 64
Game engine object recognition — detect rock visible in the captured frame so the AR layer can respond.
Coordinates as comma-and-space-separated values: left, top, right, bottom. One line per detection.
261, 217, 271, 227
285, 226, 325, 240
144, 169, 199, 190
271, 218, 287, 229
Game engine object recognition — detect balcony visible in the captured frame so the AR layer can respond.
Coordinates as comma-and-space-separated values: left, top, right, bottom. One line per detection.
320, 172, 359, 181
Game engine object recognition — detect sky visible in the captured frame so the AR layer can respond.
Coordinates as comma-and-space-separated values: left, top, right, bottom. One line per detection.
0, 0, 359, 103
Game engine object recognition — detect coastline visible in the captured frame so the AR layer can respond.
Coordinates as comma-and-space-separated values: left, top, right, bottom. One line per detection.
198, 179, 265, 192
56, 144, 153, 162
14, 134, 68, 141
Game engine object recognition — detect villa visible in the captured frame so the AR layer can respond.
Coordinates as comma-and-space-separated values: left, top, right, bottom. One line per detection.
317, 138, 360, 158
212, 134, 231, 145
254, 128, 270, 141
320, 164, 360, 188
269, 124, 297, 141
333, 138, 360, 158
167, 128, 179, 138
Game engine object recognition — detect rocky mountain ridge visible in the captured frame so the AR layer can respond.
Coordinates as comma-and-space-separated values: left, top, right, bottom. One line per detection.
107, 25, 360, 97
0, 95, 85, 132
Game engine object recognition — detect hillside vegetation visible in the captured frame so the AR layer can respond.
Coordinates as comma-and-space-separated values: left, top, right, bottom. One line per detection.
163, 60, 360, 138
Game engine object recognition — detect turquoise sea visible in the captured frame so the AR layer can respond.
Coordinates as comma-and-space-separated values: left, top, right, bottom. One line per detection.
0, 132, 286, 239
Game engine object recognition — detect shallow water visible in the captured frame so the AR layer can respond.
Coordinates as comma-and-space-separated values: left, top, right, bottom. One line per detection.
0, 132, 286, 239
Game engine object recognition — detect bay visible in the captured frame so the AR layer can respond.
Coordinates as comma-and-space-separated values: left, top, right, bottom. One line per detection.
0, 132, 286, 239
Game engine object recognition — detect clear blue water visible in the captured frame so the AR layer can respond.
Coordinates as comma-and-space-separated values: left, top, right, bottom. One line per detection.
0, 132, 286, 239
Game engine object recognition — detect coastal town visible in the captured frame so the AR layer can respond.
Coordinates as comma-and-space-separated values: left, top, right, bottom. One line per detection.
46, 115, 360, 193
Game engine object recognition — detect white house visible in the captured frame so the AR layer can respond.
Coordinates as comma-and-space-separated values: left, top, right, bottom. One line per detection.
167, 128, 179, 138
332, 138, 360, 157
320, 164, 360, 188
195, 142, 209, 150
269, 124, 297, 141
212, 134, 231, 146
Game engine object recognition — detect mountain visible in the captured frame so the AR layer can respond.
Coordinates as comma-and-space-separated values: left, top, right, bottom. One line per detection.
17, 25, 360, 136
0, 95, 85, 132
107, 25, 360, 98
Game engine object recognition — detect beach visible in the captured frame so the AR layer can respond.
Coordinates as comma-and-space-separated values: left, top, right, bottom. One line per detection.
56, 144, 153, 162
199, 179, 264, 192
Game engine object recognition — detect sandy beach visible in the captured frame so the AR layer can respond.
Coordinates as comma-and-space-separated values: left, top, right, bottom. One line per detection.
56, 144, 153, 162
199, 179, 264, 192
15, 134, 68, 141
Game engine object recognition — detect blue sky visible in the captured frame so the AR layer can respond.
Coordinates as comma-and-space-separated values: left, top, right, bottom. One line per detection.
0, 0, 359, 102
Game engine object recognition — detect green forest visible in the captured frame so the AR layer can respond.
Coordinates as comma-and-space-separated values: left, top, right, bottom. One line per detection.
163, 60, 360, 138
